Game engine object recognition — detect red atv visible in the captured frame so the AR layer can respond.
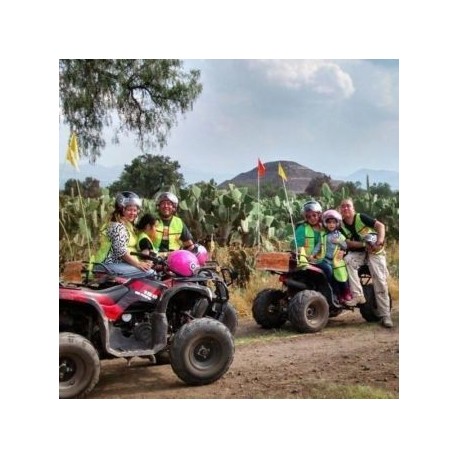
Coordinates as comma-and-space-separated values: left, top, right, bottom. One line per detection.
252, 252, 389, 333
59, 253, 237, 399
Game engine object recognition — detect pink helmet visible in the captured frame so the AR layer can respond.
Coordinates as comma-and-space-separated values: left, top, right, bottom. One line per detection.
194, 244, 208, 266
322, 209, 342, 227
167, 250, 199, 277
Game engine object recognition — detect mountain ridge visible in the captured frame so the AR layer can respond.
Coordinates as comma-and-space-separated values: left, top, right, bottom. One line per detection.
59, 162, 399, 191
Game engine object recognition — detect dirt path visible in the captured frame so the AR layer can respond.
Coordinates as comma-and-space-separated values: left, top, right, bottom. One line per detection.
87, 303, 399, 399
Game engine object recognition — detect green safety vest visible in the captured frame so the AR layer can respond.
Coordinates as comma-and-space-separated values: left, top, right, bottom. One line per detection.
137, 232, 154, 252
341, 213, 384, 254
152, 216, 184, 252
297, 224, 324, 267
318, 232, 348, 282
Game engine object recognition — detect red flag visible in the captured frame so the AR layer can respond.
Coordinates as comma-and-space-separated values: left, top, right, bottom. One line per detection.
257, 158, 266, 177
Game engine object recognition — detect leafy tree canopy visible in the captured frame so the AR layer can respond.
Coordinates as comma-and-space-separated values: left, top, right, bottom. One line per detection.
108, 154, 185, 199
63, 177, 102, 198
59, 59, 202, 163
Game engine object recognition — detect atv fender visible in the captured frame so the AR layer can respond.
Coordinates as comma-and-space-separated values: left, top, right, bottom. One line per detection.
156, 283, 213, 313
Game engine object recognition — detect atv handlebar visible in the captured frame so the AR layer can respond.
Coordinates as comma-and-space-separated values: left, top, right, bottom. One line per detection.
130, 251, 166, 265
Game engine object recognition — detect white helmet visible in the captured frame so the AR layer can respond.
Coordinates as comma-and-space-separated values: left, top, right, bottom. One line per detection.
302, 200, 322, 214
156, 192, 178, 207
363, 233, 377, 245
322, 209, 342, 227
115, 191, 142, 210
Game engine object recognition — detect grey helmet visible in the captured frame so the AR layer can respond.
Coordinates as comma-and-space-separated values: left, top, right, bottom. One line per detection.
115, 191, 142, 210
156, 192, 179, 207
302, 200, 322, 214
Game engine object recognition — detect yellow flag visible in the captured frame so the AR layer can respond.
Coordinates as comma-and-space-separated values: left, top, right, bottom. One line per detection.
66, 132, 80, 171
278, 163, 287, 181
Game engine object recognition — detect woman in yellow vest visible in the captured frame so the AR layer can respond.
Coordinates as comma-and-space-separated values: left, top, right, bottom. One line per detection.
291, 200, 325, 267
152, 192, 196, 254
309, 209, 352, 303
94, 191, 154, 277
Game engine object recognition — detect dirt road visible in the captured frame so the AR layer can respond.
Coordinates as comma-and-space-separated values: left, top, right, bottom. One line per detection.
87, 302, 399, 399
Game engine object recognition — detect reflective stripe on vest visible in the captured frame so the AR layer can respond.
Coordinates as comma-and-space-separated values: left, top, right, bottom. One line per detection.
298, 225, 324, 267
319, 232, 348, 282
341, 213, 375, 240
341, 213, 385, 255
137, 232, 153, 252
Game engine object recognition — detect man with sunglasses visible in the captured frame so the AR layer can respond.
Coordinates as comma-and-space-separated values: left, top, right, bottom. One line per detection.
339, 198, 393, 328
292, 200, 325, 267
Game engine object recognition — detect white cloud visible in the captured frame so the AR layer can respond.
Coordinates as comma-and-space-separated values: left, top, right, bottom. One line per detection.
249, 59, 355, 98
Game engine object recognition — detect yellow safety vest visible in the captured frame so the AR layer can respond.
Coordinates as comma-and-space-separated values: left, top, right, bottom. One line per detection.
318, 232, 348, 282
341, 214, 384, 254
94, 221, 138, 263
152, 216, 184, 252
298, 225, 324, 267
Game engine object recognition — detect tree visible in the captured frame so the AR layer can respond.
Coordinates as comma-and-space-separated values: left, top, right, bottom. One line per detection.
368, 182, 395, 198
108, 154, 184, 198
59, 59, 202, 162
63, 177, 102, 198
304, 174, 332, 196
335, 180, 363, 196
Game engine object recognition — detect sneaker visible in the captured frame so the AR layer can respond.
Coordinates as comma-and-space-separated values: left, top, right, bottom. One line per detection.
381, 316, 393, 328
344, 295, 366, 306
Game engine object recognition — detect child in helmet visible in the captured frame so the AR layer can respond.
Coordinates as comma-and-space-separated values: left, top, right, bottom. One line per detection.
309, 209, 352, 304
136, 213, 157, 257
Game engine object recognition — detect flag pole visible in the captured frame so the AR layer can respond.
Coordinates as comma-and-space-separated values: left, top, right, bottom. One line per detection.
257, 171, 261, 248
256, 158, 266, 250
66, 132, 92, 260
278, 162, 298, 254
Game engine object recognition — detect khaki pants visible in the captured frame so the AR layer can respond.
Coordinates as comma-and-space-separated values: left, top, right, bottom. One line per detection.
344, 251, 391, 318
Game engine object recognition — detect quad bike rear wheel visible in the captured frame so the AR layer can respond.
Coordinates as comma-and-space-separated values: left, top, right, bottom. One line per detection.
170, 318, 234, 385
252, 288, 288, 329
59, 332, 100, 399
359, 284, 393, 323
288, 290, 329, 333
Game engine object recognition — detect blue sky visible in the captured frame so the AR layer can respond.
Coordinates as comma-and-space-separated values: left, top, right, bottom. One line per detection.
59, 59, 398, 184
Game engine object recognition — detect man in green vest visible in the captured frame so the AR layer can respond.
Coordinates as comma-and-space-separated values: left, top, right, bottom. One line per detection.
339, 198, 393, 328
152, 192, 196, 254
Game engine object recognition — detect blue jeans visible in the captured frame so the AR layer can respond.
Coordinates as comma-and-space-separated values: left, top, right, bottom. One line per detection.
93, 262, 155, 278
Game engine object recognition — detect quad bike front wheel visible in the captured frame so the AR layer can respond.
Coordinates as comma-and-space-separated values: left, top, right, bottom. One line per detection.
216, 302, 238, 335
288, 290, 329, 333
192, 300, 239, 335
252, 288, 288, 329
170, 318, 234, 385
59, 332, 100, 399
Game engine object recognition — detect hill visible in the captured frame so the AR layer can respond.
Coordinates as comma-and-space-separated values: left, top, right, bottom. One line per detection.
59, 161, 399, 191
218, 161, 343, 194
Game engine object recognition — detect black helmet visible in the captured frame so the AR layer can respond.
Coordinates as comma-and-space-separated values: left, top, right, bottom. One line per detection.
115, 191, 142, 210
